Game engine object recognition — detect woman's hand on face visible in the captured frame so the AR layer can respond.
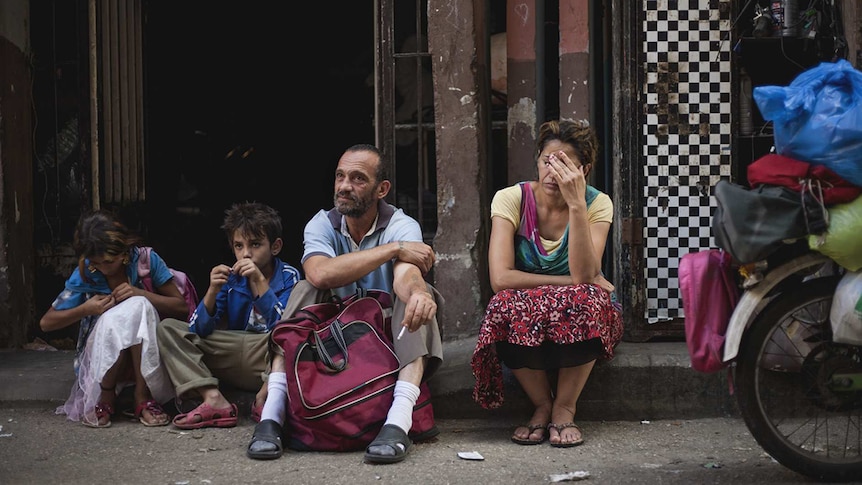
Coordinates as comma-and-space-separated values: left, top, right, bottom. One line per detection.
547, 151, 586, 207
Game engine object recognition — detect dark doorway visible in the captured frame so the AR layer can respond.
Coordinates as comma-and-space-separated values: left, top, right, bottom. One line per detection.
142, 2, 375, 286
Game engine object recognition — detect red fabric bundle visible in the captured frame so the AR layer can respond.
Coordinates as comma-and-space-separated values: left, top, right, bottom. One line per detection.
747, 154, 862, 206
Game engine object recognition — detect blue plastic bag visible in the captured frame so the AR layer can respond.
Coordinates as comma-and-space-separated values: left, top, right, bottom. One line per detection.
754, 59, 862, 187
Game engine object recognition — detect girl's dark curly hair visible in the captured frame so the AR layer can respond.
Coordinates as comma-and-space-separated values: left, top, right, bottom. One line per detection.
73, 210, 140, 281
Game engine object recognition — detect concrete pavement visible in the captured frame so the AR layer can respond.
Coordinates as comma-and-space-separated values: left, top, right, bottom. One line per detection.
0, 338, 738, 421
8, 341, 861, 484
0, 409, 812, 484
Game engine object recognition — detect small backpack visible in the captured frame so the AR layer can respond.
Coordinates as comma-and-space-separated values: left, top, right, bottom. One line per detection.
679, 249, 740, 373
136, 246, 199, 320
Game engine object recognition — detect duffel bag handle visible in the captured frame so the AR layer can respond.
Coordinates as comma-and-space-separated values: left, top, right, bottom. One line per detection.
313, 319, 349, 372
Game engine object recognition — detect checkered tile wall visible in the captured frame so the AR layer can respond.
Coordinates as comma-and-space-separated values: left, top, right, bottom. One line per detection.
642, 0, 732, 322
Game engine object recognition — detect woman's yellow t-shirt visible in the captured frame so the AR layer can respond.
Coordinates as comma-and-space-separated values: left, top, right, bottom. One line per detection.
490, 183, 613, 253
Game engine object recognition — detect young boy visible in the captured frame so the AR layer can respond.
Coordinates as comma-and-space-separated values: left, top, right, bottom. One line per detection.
157, 202, 300, 429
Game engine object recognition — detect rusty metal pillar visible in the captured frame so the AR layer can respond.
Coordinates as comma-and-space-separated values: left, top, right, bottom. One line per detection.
506, 0, 543, 185
558, 0, 591, 122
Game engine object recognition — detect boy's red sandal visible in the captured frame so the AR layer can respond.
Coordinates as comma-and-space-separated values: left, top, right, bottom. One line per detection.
172, 402, 238, 430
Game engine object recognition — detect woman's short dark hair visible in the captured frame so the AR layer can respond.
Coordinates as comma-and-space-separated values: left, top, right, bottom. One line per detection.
536, 120, 599, 167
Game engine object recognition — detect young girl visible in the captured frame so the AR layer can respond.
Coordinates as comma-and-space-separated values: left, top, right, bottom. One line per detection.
40, 210, 189, 428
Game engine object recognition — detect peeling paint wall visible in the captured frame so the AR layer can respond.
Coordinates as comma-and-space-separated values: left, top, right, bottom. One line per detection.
428, 0, 491, 340
559, 0, 590, 120
506, 0, 541, 185
0, 0, 37, 348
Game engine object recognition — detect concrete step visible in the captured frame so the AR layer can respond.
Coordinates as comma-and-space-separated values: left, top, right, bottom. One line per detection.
428, 338, 738, 421
0, 340, 738, 421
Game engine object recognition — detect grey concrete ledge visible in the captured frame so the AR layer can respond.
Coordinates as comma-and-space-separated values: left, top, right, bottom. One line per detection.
426, 338, 738, 421
0, 340, 738, 422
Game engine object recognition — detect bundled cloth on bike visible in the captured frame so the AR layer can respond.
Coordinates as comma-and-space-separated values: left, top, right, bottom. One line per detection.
747, 154, 862, 206
712, 180, 827, 264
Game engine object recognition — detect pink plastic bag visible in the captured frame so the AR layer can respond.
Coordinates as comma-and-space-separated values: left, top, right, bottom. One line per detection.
679, 249, 740, 373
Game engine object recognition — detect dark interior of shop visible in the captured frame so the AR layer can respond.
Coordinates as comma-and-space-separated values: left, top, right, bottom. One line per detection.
31, 2, 379, 343
141, 3, 377, 279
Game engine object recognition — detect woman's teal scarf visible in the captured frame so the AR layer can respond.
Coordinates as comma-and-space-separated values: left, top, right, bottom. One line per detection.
514, 182, 599, 275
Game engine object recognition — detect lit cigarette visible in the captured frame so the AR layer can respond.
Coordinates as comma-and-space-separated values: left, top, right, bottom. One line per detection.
397, 326, 407, 340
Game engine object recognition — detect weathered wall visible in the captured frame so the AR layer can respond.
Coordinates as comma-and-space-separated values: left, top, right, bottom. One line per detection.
428, 0, 491, 340
845, 0, 861, 69
558, 0, 591, 121
506, 0, 541, 185
0, 0, 36, 348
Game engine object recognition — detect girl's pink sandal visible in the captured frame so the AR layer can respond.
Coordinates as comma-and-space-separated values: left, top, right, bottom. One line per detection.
83, 402, 114, 428
135, 399, 170, 427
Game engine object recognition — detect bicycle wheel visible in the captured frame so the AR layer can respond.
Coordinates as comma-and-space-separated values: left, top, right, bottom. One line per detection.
736, 276, 862, 482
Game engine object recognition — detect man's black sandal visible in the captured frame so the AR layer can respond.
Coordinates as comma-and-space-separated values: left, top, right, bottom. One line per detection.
247, 419, 283, 460
364, 424, 412, 464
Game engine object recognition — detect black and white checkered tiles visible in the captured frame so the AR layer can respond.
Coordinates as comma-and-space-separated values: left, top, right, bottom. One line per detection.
642, 0, 732, 322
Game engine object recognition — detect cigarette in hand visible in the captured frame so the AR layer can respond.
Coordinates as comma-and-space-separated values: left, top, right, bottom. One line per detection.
397, 326, 407, 340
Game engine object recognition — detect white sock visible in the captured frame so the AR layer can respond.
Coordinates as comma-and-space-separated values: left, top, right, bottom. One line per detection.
260, 372, 287, 425
383, 380, 420, 433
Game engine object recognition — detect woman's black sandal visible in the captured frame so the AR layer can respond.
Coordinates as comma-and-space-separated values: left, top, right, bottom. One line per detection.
511, 423, 549, 445
548, 422, 585, 448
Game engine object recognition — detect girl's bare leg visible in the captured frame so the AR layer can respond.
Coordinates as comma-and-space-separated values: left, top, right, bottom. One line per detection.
129, 343, 168, 425
95, 349, 129, 426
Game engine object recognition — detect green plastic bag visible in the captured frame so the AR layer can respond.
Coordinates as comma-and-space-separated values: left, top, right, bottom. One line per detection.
809, 195, 862, 271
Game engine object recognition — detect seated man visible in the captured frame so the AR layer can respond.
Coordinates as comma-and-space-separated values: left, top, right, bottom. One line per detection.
157, 202, 300, 429
247, 144, 443, 464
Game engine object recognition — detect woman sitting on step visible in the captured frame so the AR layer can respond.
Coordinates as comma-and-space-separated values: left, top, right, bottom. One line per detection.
471, 120, 623, 448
